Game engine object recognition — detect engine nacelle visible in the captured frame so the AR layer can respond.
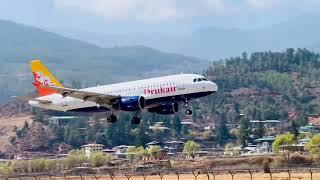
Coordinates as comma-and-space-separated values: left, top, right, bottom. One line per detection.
148, 102, 179, 115
118, 96, 146, 111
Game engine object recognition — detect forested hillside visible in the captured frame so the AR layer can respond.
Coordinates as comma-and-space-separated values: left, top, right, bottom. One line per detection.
206, 48, 320, 144
8, 48, 320, 154
0, 20, 207, 103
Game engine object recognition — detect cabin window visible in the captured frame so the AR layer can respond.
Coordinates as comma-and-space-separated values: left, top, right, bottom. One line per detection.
193, 78, 197, 82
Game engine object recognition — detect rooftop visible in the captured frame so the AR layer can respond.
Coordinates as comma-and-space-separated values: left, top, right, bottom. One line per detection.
250, 120, 281, 123
81, 143, 104, 147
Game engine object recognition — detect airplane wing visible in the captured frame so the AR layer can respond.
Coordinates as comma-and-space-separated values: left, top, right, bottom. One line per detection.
42, 85, 121, 105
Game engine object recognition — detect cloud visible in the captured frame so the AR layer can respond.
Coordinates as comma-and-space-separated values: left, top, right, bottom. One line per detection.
54, 0, 226, 21
245, 0, 285, 9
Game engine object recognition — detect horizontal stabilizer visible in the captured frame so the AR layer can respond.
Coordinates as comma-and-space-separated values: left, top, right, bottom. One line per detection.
30, 99, 52, 104
41, 85, 120, 105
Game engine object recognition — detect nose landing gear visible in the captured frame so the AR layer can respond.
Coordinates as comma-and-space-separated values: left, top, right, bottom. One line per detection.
184, 99, 193, 115
186, 109, 192, 115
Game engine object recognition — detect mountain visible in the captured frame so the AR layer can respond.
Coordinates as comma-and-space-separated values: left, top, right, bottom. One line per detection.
0, 20, 208, 103
59, 13, 320, 59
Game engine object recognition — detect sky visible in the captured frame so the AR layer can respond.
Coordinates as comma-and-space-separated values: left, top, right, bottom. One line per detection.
0, 0, 320, 34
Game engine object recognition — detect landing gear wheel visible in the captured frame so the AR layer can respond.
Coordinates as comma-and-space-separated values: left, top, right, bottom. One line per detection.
186, 109, 192, 115
131, 116, 141, 124
107, 114, 117, 123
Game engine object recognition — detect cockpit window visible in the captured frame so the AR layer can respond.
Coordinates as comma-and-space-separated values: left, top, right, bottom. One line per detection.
194, 77, 208, 82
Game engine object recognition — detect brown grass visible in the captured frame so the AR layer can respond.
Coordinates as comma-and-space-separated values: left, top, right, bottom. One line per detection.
50, 172, 320, 180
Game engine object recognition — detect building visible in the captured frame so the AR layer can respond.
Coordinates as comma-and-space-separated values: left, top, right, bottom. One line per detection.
253, 136, 276, 153
81, 143, 104, 157
308, 116, 320, 128
163, 140, 184, 154
299, 125, 319, 134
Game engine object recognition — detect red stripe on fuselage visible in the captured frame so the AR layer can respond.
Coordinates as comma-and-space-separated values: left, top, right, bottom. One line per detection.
144, 86, 177, 95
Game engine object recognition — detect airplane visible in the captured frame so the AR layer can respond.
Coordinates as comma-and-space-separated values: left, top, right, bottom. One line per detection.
28, 60, 218, 124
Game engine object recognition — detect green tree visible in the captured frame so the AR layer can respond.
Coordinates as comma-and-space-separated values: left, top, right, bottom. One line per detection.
272, 133, 297, 162
272, 133, 296, 152
238, 116, 249, 147
90, 152, 112, 167
181, 125, 189, 136
183, 140, 200, 159
126, 146, 137, 161
136, 146, 149, 159
216, 112, 230, 145
0, 162, 14, 178
64, 150, 88, 169
147, 145, 161, 159
305, 134, 320, 154
172, 115, 182, 135
224, 143, 240, 156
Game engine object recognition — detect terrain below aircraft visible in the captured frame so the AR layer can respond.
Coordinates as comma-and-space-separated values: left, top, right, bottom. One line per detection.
29, 60, 218, 124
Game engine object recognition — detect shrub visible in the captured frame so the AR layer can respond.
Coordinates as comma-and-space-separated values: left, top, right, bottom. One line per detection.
224, 143, 240, 156
0, 162, 14, 178
288, 152, 312, 165
305, 134, 320, 154
183, 141, 200, 159
90, 152, 112, 167
13, 160, 28, 173
44, 159, 57, 172
30, 159, 46, 172
147, 145, 161, 159
64, 150, 88, 169
261, 158, 272, 173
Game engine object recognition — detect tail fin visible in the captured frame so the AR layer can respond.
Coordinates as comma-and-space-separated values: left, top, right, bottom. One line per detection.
30, 60, 63, 96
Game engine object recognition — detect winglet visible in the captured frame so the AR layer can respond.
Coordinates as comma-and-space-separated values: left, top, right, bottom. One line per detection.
30, 60, 63, 96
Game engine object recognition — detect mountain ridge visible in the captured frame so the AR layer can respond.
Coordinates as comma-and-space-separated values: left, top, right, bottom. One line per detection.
0, 20, 208, 103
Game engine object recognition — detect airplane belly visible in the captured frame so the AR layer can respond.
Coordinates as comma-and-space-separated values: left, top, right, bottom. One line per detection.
30, 95, 99, 112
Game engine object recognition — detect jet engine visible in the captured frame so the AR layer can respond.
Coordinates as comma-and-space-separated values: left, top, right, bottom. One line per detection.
118, 96, 146, 111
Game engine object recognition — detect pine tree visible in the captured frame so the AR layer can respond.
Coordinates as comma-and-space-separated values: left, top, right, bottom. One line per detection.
256, 111, 264, 138
172, 115, 182, 135
217, 112, 230, 145
238, 116, 249, 147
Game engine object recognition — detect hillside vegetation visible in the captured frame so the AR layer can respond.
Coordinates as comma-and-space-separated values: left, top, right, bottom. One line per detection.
206, 48, 320, 144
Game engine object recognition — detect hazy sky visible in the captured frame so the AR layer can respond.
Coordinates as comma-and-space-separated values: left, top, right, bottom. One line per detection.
1, 0, 320, 34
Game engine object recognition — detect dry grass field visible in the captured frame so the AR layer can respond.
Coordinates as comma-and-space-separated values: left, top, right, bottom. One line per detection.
38, 172, 320, 180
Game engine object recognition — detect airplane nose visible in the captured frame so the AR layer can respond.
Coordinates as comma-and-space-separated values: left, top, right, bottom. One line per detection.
209, 82, 218, 92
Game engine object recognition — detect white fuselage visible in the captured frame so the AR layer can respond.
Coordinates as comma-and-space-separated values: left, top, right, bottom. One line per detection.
29, 74, 218, 112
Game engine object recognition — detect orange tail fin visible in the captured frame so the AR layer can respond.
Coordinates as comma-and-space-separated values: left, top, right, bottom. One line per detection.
30, 60, 63, 96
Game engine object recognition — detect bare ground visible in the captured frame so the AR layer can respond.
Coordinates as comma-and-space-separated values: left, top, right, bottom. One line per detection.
20, 172, 320, 180
0, 116, 32, 152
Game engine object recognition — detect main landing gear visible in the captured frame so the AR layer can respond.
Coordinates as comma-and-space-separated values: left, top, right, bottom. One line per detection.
131, 112, 141, 124
185, 99, 193, 115
107, 113, 117, 123
131, 116, 141, 124
106, 112, 141, 124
